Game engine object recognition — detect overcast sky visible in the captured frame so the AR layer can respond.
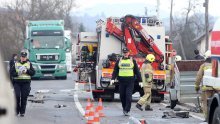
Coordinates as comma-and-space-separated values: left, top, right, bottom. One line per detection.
73, 0, 220, 18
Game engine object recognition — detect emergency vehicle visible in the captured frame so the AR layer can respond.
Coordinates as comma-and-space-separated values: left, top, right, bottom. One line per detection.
203, 19, 220, 124
75, 15, 174, 101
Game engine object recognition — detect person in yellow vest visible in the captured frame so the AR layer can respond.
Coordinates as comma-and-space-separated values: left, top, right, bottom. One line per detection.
111, 48, 142, 116
136, 54, 155, 111
10, 51, 35, 117
195, 50, 212, 121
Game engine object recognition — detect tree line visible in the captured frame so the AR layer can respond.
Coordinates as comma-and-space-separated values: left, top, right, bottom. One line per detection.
0, 0, 76, 60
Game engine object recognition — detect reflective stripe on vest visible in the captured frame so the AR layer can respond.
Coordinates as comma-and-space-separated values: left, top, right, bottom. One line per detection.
201, 63, 212, 88
14, 62, 31, 80
203, 63, 212, 71
118, 58, 134, 77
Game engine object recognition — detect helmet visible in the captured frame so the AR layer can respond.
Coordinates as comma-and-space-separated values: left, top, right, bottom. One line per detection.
122, 48, 129, 53
204, 50, 211, 58
20, 50, 27, 57
175, 55, 182, 61
146, 54, 155, 62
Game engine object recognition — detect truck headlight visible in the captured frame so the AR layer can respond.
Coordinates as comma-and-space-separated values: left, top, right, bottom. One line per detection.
36, 55, 40, 60
58, 65, 66, 69
55, 55, 59, 60
33, 65, 38, 70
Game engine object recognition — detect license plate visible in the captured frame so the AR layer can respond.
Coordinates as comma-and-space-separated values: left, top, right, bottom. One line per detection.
101, 78, 111, 82
44, 74, 53, 77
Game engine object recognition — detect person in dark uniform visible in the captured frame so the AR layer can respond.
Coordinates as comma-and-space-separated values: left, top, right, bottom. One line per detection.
194, 49, 205, 60
9, 54, 18, 85
10, 51, 35, 117
110, 48, 142, 116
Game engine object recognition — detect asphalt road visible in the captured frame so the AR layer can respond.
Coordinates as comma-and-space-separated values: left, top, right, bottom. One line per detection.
15, 73, 206, 124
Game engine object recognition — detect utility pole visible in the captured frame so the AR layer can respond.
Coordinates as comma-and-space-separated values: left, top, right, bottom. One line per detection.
156, 0, 160, 19
145, 7, 148, 16
170, 0, 173, 39
204, 0, 209, 51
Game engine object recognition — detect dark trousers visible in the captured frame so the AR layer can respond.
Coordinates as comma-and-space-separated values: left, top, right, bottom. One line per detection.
14, 82, 31, 115
119, 80, 134, 112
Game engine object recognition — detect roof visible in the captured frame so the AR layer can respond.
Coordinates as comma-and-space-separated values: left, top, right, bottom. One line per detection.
192, 28, 213, 44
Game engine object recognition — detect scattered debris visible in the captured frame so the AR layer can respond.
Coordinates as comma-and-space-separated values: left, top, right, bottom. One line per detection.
165, 106, 170, 108
175, 111, 189, 118
162, 111, 176, 119
173, 108, 181, 111
162, 111, 189, 119
128, 117, 141, 124
54, 104, 67, 108
28, 93, 44, 103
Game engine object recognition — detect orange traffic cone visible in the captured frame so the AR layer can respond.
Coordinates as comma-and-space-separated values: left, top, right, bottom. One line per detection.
97, 98, 103, 110
84, 98, 92, 117
87, 105, 95, 124
97, 98, 105, 117
93, 108, 100, 124
140, 119, 147, 124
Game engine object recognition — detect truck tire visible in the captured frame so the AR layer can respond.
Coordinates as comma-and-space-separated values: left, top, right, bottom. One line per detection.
31, 77, 40, 80
61, 76, 67, 80
93, 90, 114, 102
55, 76, 67, 80
152, 96, 162, 103
212, 106, 220, 124
105, 92, 114, 102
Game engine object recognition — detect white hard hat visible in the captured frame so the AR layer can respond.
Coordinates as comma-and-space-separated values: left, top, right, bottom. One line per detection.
204, 50, 211, 58
175, 55, 182, 61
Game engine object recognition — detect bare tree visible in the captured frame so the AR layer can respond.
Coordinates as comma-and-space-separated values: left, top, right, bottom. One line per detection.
0, 0, 76, 60
172, 0, 205, 60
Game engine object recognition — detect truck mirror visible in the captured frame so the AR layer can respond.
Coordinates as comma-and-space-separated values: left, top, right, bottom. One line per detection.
31, 39, 33, 42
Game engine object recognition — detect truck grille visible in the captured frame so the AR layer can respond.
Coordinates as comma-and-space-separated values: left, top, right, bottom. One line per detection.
40, 65, 56, 69
38, 55, 57, 61
41, 71, 55, 74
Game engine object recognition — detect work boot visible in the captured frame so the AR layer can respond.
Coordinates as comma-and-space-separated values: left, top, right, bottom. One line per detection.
123, 110, 126, 115
145, 105, 153, 111
124, 111, 130, 116
20, 114, 24, 117
136, 103, 143, 111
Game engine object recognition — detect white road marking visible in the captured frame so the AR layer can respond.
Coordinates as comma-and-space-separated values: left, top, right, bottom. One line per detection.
160, 103, 204, 121
60, 89, 75, 93
36, 89, 50, 93
73, 83, 85, 116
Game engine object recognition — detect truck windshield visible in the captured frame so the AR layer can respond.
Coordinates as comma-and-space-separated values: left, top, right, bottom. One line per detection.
31, 36, 64, 49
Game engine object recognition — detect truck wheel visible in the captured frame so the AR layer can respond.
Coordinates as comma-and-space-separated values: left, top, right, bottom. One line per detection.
61, 76, 67, 80
212, 106, 220, 124
152, 97, 162, 103
105, 92, 114, 102
31, 77, 40, 80
92, 91, 114, 101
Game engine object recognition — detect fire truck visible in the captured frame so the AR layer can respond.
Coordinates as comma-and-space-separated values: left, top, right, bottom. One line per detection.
76, 15, 173, 101
203, 19, 220, 124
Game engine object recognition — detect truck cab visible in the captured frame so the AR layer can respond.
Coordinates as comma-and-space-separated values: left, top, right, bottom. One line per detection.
24, 20, 69, 79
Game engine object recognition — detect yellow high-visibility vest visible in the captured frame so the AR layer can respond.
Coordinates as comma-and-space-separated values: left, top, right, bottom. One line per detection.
118, 58, 134, 77
14, 62, 31, 80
